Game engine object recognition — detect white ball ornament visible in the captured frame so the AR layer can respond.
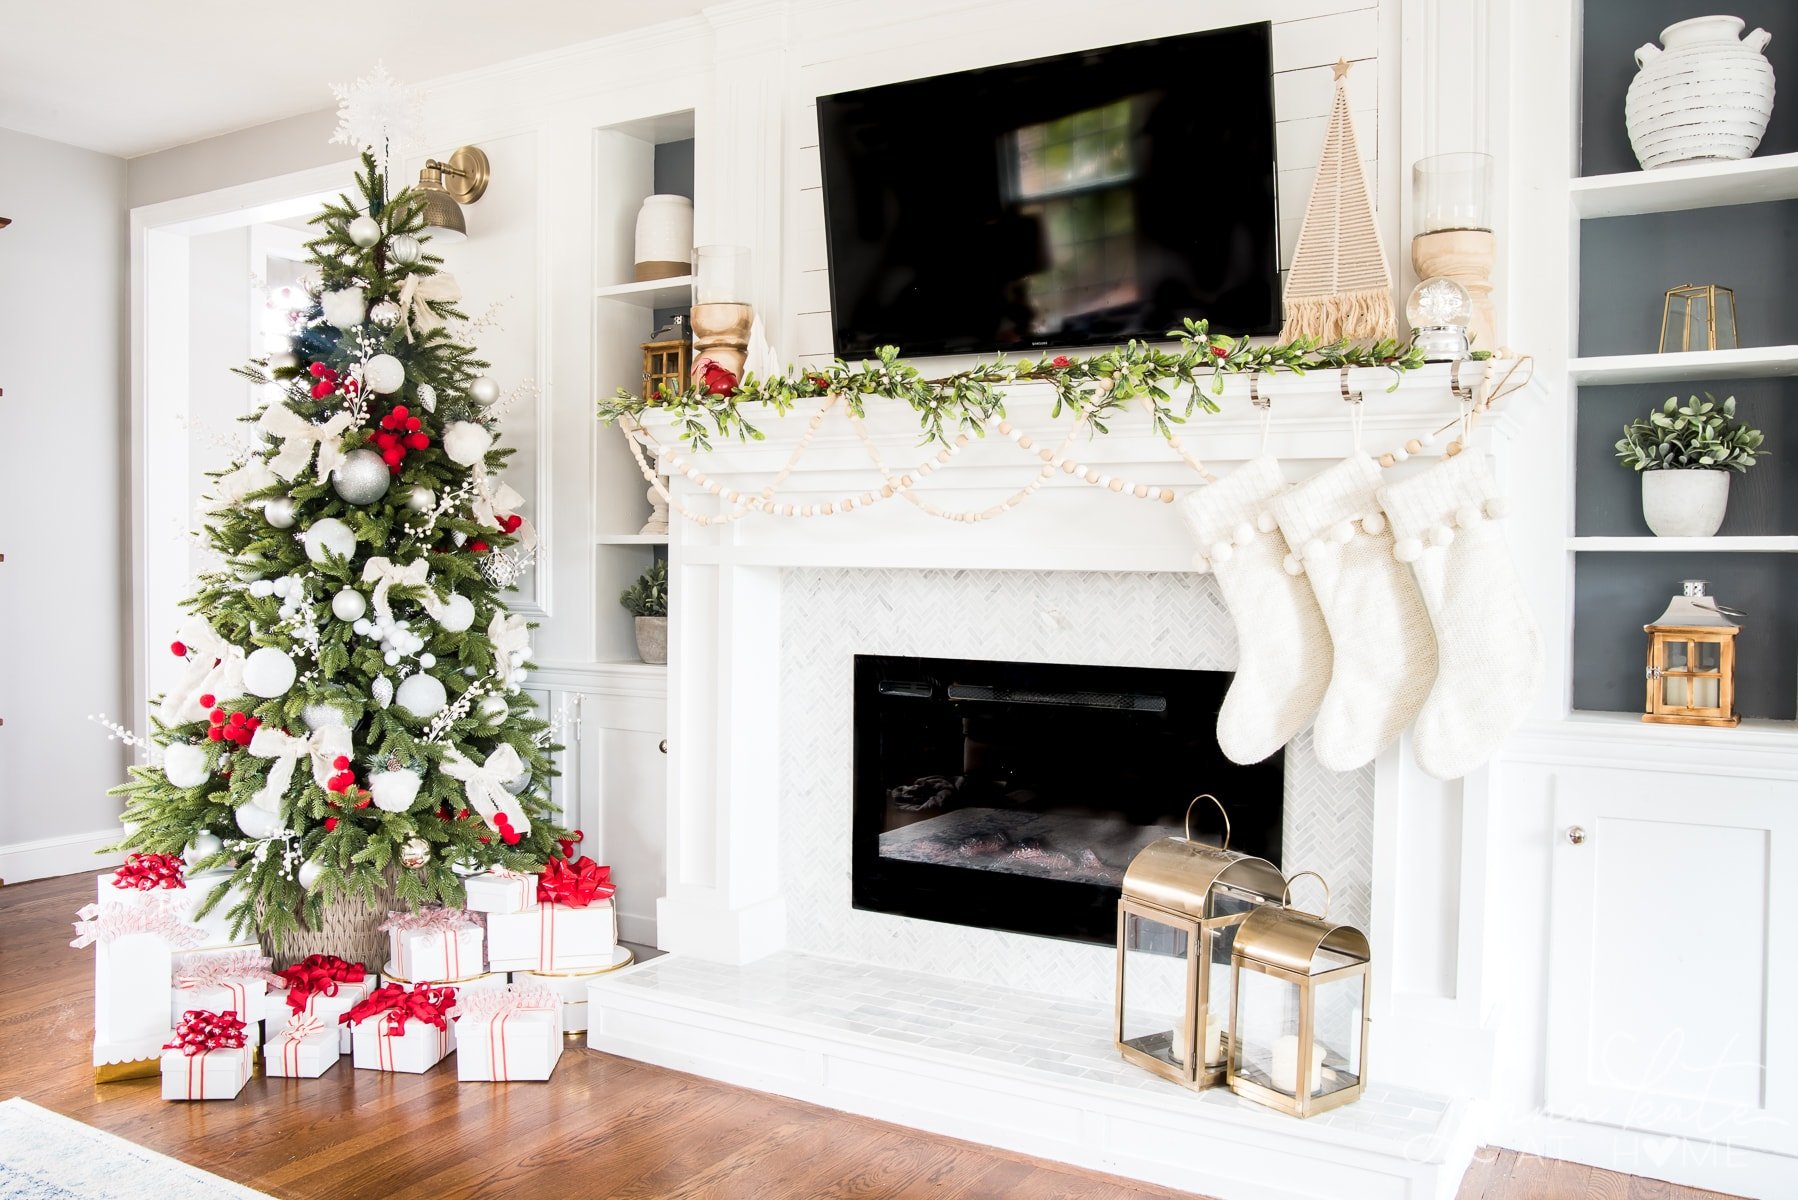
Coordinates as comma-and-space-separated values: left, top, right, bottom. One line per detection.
352, 618, 372, 636
477, 694, 509, 726
302, 703, 346, 730
363, 353, 405, 395
321, 286, 366, 329
369, 769, 422, 814
418, 652, 436, 669
263, 497, 297, 529
163, 742, 211, 789
442, 421, 493, 466
303, 517, 357, 564
235, 801, 287, 841
468, 376, 501, 407
388, 233, 422, 265
385, 651, 402, 666
249, 579, 276, 599
503, 768, 530, 795
332, 589, 368, 622
395, 673, 447, 718
405, 486, 436, 513
347, 215, 382, 248
243, 646, 298, 698
296, 858, 326, 890
438, 593, 476, 633
186, 831, 224, 862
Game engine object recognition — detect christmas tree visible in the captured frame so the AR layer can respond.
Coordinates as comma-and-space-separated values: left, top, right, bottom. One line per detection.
112, 154, 568, 946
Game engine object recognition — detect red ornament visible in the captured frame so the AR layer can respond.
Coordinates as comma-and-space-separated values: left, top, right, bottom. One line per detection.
501, 829, 522, 845
170, 641, 187, 657
198, 693, 215, 709
699, 360, 738, 397
246, 717, 262, 732
382, 448, 405, 467
324, 817, 338, 832
392, 405, 409, 420
497, 514, 522, 534
1052, 355, 1071, 368
469, 541, 489, 554
309, 362, 327, 378
493, 813, 511, 828
311, 380, 335, 399
333, 755, 350, 770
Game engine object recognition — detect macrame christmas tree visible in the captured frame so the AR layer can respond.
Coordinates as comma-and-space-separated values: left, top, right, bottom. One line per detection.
111, 154, 569, 946
1281, 60, 1397, 342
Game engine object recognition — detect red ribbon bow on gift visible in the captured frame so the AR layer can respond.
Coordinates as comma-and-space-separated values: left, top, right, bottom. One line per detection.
164, 1008, 248, 1056
277, 953, 368, 1014
112, 852, 187, 890
342, 982, 459, 1035
536, 856, 615, 908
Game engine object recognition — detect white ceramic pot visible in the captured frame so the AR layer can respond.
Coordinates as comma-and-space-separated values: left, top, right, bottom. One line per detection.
1627, 16, 1775, 169
634, 195, 693, 282
1642, 469, 1730, 537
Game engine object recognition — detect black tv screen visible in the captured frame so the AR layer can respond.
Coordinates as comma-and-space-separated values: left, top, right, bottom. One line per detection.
816, 24, 1280, 359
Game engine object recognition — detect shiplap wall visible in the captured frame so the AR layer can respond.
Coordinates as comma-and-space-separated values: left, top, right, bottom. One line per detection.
782, 0, 1386, 363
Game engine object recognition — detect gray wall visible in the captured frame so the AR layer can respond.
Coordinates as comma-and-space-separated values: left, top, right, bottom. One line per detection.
651, 138, 696, 334
128, 109, 341, 209
1581, 0, 1796, 176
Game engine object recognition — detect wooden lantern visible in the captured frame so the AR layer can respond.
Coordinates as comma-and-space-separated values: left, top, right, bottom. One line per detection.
642, 333, 691, 401
1644, 579, 1740, 728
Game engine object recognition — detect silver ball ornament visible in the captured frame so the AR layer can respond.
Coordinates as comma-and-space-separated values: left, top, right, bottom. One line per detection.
468, 376, 501, 407
331, 448, 391, 506
347, 215, 382, 248
369, 300, 403, 327
389, 233, 422, 265
405, 486, 436, 513
263, 496, 297, 529
363, 353, 405, 395
296, 857, 326, 889
399, 837, 432, 869
503, 769, 530, 795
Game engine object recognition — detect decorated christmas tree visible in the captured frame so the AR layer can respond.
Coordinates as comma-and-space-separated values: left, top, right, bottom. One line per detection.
110, 152, 568, 948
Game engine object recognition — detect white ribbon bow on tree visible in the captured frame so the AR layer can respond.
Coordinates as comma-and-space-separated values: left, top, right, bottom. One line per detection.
488, 611, 531, 681
246, 724, 353, 813
469, 467, 538, 553
439, 743, 530, 834
360, 557, 453, 626
397, 272, 461, 341
158, 616, 246, 726
205, 458, 280, 512
261, 404, 354, 482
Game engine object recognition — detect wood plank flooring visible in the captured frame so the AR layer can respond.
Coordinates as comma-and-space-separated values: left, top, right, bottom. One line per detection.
0, 872, 1740, 1199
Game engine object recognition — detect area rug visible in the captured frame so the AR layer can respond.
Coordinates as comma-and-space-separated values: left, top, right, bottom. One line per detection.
0, 1099, 271, 1199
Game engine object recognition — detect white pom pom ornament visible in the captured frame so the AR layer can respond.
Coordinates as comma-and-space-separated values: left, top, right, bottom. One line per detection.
235, 801, 287, 841
321, 287, 366, 329
368, 769, 422, 813
442, 421, 493, 466
163, 742, 211, 789
296, 858, 326, 890
395, 673, 447, 718
242, 647, 297, 698
437, 593, 476, 633
303, 517, 357, 564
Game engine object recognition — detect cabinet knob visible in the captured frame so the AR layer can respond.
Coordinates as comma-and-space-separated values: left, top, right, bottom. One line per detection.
1567, 825, 1587, 846
658, 739, 668, 755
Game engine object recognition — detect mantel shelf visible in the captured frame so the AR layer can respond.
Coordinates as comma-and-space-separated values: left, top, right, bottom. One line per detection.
1571, 153, 1798, 218
1568, 345, 1798, 384
1569, 535, 1798, 553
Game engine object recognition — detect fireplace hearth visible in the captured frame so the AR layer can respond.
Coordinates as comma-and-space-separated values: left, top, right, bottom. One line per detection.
852, 654, 1284, 946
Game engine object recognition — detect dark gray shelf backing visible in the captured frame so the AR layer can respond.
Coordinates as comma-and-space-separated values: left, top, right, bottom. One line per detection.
651, 139, 697, 332
1576, 379, 1798, 536
1572, 551, 1797, 719
1578, 200, 1798, 357
1581, 0, 1796, 177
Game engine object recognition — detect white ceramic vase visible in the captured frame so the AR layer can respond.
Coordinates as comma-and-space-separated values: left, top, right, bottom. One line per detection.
634, 195, 693, 282
1627, 16, 1775, 169
1641, 469, 1730, 537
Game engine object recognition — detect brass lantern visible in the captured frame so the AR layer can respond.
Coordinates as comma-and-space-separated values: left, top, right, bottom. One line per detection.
1644, 579, 1741, 728
1228, 872, 1370, 1118
1115, 795, 1284, 1090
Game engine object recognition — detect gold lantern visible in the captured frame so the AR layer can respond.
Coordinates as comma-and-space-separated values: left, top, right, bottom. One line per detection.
641, 323, 691, 402
1644, 579, 1740, 728
1115, 795, 1285, 1090
1227, 873, 1370, 1118
1659, 283, 1738, 353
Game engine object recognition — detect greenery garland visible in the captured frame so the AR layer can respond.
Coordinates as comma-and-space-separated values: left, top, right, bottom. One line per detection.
597, 319, 1445, 452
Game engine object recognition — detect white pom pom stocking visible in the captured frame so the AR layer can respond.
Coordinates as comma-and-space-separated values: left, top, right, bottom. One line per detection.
1181, 457, 1332, 764
1272, 456, 1437, 771
1377, 452, 1540, 779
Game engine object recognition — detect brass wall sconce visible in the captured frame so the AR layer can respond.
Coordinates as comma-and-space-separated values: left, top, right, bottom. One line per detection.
1659, 283, 1738, 353
415, 146, 490, 243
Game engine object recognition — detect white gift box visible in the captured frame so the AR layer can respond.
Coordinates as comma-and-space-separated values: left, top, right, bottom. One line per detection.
98, 869, 255, 951
351, 1017, 455, 1073
95, 931, 174, 1052
455, 1002, 563, 1082
265, 1022, 341, 1079
160, 1046, 253, 1101
273, 977, 371, 1054
487, 902, 617, 973
170, 949, 274, 1026
387, 917, 485, 984
516, 951, 633, 1034
463, 871, 539, 914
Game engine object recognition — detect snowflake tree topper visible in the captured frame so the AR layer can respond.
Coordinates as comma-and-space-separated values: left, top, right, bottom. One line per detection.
329, 62, 424, 181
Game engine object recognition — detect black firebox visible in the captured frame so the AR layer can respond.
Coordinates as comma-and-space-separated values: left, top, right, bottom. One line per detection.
851, 654, 1283, 947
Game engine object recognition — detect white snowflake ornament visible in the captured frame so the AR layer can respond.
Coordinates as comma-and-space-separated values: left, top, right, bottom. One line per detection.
328, 62, 423, 179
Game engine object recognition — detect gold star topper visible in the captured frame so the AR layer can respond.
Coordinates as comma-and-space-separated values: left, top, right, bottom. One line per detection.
1333, 58, 1352, 80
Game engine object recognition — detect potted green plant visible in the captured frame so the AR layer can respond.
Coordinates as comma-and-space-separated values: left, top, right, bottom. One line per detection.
1615, 394, 1764, 537
621, 559, 669, 664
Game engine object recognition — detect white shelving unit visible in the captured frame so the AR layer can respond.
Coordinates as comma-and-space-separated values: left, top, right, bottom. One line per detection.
594, 275, 696, 308
1568, 344, 1798, 384
1570, 152, 1798, 218
596, 532, 670, 546
1568, 535, 1798, 553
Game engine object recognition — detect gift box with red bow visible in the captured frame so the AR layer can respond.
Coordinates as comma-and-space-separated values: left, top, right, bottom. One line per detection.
380, 907, 485, 984
452, 984, 564, 1082
75, 895, 207, 1074
462, 868, 539, 914
485, 858, 618, 973
346, 982, 458, 1073
98, 857, 255, 952
170, 948, 281, 1028
160, 1009, 254, 1101
265, 1011, 342, 1079
273, 954, 372, 1053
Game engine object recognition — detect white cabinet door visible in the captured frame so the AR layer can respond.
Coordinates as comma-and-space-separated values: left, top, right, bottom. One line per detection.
553, 688, 667, 947
1545, 768, 1796, 1152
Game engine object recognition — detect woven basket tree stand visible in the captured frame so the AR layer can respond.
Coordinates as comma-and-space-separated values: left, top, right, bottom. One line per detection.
259, 869, 400, 972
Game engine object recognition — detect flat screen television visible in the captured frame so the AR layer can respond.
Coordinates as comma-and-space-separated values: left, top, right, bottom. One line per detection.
816, 23, 1280, 359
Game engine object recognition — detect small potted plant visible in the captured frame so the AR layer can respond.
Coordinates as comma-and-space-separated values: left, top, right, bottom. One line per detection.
620, 559, 668, 664
1615, 394, 1764, 537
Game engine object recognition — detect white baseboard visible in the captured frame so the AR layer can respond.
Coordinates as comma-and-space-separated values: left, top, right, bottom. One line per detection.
1491, 1110, 1798, 1199
0, 828, 125, 884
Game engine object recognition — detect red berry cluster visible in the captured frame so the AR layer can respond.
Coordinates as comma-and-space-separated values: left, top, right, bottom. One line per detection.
204, 697, 261, 747
170, 640, 187, 657
497, 514, 523, 534
307, 361, 360, 400
372, 405, 429, 473
493, 811, 522, 846
556, 829, 584, 859
325, 754, 359, 795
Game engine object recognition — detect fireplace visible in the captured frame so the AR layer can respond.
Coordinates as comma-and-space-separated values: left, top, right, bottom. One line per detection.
852, 654, 1283, 946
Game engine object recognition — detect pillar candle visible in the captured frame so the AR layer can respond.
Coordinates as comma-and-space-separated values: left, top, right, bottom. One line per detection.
1270, 1033, 1325, 1095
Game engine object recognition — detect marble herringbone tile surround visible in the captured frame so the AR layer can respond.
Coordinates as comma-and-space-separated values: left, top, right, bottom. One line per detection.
778, 567, 1374, 1005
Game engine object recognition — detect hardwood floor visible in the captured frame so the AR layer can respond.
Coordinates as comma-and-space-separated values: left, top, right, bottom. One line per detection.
2, 872, 1740, 1200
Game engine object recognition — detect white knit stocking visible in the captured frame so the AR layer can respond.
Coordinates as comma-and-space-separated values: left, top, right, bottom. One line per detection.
1182, 457, 1332, 765
1377, 452, 1540, 779
1272, 456, 1437, 772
